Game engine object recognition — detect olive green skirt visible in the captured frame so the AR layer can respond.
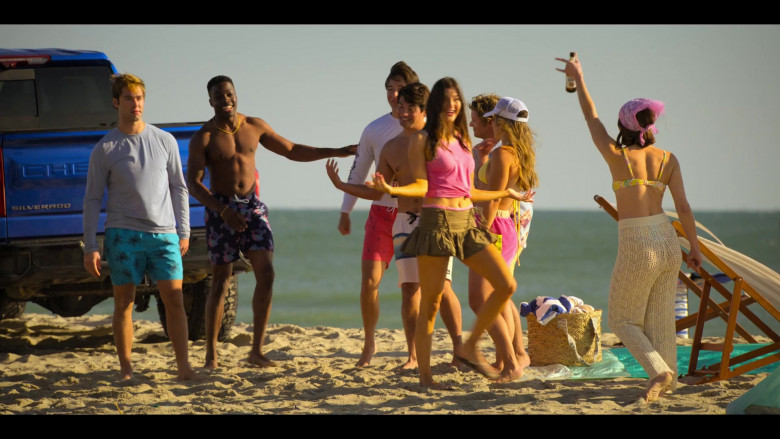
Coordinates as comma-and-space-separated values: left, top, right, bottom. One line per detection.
401, 207, 495, 261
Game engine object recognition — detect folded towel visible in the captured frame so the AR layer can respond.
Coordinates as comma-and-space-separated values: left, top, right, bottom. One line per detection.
520, 295, 593, 324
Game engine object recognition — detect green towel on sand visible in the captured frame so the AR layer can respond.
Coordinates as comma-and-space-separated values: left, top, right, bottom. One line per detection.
608, 344, 778, 379
525, 344, 778, 381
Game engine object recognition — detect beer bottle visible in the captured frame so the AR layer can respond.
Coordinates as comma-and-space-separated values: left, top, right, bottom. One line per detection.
565, 52, 577, 93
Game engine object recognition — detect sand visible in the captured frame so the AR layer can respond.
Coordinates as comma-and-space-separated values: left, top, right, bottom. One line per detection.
0, 313, 770, 415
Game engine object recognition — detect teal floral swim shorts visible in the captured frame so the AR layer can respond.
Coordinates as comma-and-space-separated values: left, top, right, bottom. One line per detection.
104, 228, 183, 286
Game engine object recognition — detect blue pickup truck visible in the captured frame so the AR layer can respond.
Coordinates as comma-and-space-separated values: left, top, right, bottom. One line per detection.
0, 48, 249, 340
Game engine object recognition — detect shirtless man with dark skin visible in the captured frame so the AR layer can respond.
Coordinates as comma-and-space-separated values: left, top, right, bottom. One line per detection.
188, 75, 355, 368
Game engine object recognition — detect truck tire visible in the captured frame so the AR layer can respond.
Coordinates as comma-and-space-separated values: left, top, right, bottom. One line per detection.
156, 275, 238, 342
0, 291, 26, 320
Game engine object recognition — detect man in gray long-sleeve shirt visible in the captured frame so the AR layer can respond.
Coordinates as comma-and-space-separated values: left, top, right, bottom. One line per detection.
83, 73, 198, 381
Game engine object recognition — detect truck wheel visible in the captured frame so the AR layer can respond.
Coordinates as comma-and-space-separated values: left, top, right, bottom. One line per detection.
156, 275, 238, 342
0, 292, 26, 320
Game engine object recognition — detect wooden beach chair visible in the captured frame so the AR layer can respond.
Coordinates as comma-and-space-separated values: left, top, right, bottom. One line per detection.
594, 194, 780, 384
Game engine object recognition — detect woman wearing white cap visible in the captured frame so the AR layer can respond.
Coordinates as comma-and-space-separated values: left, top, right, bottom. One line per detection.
368, 77, 534, 389
557, 53, 702, 403
469, 96, 538, 381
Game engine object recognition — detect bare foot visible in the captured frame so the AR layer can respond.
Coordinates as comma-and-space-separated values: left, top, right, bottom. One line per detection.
398, 358, 418, 371
420, 380, 456, 391
645, 372, 673, 403
455, 348, 501, 381
516, 350, 531, 370
247, 352, 278, 368
204, 353, 218, 369
356, 341, 376, 368
119, 364, 133, 381
497, 366, 523, 383
177, 367, 203, 382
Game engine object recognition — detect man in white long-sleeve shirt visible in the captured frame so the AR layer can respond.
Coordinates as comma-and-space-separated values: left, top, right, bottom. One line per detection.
337, 62, 419, 367
82, 73, 197, 381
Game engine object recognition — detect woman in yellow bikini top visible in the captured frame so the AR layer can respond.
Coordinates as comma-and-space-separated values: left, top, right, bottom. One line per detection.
557, 52, 703, 404
481, 102, 537, 269
612, 146, 669, 192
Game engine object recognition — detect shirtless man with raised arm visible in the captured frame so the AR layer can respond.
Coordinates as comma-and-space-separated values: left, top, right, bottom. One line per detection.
326, 83, 464, 370
188, 75, 355, 368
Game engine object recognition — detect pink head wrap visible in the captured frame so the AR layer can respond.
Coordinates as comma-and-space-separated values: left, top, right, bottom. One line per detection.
618, 98, 665, 146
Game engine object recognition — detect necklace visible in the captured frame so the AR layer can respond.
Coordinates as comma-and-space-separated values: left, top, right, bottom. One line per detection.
213, 116, 242, 135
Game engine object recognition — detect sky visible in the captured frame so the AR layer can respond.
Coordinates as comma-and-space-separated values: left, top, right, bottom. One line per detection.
2, 24, 779, 212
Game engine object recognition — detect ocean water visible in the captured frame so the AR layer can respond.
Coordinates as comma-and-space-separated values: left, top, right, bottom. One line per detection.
27, 208, 780, 338
258, 208, 780, 339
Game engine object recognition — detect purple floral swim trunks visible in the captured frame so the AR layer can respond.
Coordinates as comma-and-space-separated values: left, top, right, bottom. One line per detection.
206, 191, 274, 265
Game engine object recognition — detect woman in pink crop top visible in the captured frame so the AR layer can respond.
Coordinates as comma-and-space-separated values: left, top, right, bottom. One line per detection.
557, 53, 702, 403
369, 77, 534, 389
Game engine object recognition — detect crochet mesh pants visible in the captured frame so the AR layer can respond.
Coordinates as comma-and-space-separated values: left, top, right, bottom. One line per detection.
608, 214, 682, 390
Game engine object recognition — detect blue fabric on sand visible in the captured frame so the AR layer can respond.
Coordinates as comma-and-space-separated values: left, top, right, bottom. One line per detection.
520, 345, 778, 381
611, 344, 778, 378
726, 365, 780, 414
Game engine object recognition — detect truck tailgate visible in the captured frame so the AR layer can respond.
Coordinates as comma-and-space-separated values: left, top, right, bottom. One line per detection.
1, 124, 205, 241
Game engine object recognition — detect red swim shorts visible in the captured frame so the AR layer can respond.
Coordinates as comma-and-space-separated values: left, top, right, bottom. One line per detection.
362, 204, 397, 265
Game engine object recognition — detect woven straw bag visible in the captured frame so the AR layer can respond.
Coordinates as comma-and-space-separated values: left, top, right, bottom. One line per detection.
526, 309, 603, 367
